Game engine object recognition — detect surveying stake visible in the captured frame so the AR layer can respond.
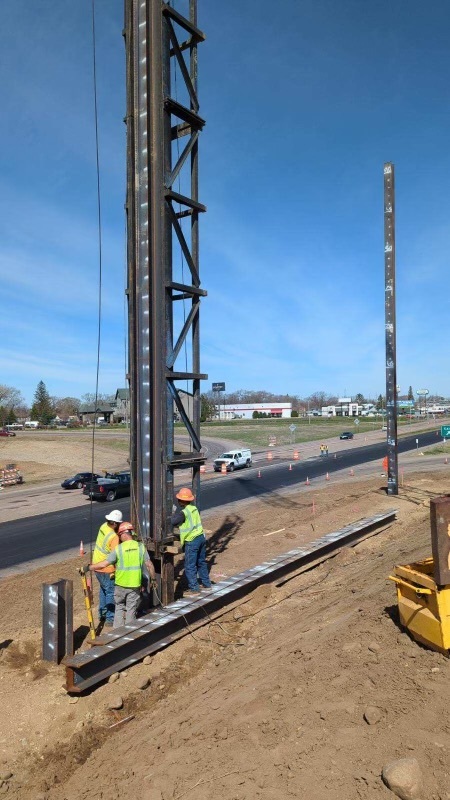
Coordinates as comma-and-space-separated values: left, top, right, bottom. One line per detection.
79, 567, 96, 641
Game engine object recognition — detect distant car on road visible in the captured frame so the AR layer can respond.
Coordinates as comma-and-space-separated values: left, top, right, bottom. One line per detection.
339, 431, 354, 440
61, 472, 101, 490
83, 471, 131, 502
0, 429, 16, 437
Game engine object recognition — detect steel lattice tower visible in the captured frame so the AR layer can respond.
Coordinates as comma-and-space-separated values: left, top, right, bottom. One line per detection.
125, 0, 206, 602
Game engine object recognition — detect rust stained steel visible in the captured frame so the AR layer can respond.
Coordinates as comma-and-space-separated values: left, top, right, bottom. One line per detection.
384, 162, 398, 495
64, 510, 396, 693
125, 0, 206, 606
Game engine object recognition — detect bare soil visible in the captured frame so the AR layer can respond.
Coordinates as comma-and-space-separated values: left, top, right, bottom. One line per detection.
0, 469, 449, 799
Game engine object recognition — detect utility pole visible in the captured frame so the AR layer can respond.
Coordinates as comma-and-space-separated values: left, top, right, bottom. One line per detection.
384, 162, 398, 495
125, 0, 207, 603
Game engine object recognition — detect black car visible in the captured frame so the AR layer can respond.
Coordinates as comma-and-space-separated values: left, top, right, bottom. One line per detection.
339, 431, 354, 440
83, 471, 131, 502
61, 472, 101, 490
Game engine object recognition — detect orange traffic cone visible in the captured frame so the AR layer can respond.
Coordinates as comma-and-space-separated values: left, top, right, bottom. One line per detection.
200, 464, 206, 474
293, 451, 299, 460
350, 468, 354, 477
267, 451, 273, 461
80, 540, 86, 556
289, 463, 292, 471
257, 469, 261, 478
445, 458, 448, 465
305, 476, 310, 486
326, 472, 330, 481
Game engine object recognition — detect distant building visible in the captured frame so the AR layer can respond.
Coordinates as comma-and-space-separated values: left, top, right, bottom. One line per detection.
215, 402, 292, 420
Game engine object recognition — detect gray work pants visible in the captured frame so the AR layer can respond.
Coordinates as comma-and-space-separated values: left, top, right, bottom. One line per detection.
114, 584, 140, 628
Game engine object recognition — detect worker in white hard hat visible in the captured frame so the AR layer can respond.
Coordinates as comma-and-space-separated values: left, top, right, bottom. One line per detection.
91, 509, 123, 627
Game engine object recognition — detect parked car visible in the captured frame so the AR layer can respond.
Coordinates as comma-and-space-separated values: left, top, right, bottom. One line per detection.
339, 431, 354, 440
83, 471, 131, 502
0, 429, 16, 437
61, 472, 101, 490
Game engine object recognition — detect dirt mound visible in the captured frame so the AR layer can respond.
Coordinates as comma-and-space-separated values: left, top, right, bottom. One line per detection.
1, 470, 449, 800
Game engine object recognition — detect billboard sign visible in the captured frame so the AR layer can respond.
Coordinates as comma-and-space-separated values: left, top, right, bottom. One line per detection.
212, 382, 225, 392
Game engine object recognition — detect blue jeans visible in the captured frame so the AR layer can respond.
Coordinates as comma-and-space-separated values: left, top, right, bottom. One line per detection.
184, 534, 211, 591
95, 572, 115, 622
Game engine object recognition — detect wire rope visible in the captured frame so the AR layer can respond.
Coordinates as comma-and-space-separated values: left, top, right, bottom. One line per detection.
88, 0, 104, 560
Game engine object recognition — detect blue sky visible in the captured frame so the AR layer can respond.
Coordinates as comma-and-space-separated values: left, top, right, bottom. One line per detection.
2, 1, 450, 405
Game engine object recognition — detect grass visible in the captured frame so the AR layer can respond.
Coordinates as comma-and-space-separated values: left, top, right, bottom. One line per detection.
423, 443, 450, 456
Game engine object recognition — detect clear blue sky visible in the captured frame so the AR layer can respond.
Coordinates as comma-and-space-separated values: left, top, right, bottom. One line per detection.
1, 1, 450, 405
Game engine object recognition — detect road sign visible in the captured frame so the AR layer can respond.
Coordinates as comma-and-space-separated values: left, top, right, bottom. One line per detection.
289, 424, 297, 432
416, 389, 429, 396
354, 419, 360, 425
441, 426, 450, 438
212, 382, 225, 392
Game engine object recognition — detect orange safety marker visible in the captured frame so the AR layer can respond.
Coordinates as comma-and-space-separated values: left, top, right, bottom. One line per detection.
445, 458, 448, 465
257, 469, 261, 478
267, 451, 273, 461
305, 476, 310, 486
80, 540, 86, 556
293, 450, 299, 460
200, 465, 206, 474
221, 463, 227, 474
350, 468, 354, 477
289, 463, 292, 471
326, 472, 330, 481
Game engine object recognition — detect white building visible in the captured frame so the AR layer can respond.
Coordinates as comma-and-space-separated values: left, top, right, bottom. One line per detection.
216, 402, 292, 420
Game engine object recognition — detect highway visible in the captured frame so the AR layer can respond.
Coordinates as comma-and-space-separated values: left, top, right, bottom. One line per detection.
0, 428, 441, 570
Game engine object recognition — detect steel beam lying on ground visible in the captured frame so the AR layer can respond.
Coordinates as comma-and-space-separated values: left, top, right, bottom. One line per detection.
64, 509, 396, 692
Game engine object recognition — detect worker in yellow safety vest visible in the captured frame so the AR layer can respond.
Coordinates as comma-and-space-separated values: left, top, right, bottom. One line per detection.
90, 522, 156, 628
92, 509, 122, 627
171, 487, 212, 597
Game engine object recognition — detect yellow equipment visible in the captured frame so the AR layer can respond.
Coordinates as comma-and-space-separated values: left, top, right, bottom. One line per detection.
389, 558, 450, 654
79, 567, 96, 641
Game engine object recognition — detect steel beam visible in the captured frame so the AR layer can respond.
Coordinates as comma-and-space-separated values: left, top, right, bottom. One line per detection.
42, 579, 73, 664
384, 162, 398, 495
64, 510, 396, 692
125, 0, 206, 604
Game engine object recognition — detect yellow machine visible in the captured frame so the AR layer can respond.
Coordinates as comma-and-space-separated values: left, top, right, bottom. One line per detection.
389, 558, 450, 654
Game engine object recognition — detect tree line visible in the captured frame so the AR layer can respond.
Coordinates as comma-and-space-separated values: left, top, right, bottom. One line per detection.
0, 381, 115, 426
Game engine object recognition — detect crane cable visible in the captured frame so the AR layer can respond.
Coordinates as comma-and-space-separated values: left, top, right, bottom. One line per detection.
88, 0, 104, 560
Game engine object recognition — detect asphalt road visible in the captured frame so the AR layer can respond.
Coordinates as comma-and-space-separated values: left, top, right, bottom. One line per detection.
1, 429, 441, 570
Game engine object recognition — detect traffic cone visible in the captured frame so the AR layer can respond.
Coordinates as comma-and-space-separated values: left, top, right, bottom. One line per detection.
350, 468, 354, 477
293, 451, 299, 460
257, 469, 261, 478
305, 476, 310, 486
445, 458, 448, 465
326, 472, 330, 481
267, 451, 273, 461
200, 464, 206, 474
334, 453, 337, 459
80, 540, 86, 556
289, 463, 292, 471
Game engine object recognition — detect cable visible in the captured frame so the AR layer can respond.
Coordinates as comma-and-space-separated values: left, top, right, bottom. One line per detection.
88, 0, 104, 559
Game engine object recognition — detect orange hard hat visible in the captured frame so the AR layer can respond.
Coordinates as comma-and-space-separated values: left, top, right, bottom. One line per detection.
118, 521, 134, 535
176, 487, 194, 502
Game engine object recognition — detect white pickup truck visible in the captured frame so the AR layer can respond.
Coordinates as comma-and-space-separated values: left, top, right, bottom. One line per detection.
214, 449, 252, 472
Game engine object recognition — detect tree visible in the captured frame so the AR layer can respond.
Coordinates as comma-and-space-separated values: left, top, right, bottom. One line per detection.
200, 394, 215, 422
54, 397, 81, 419
291, 410, 299, 417
376, 394, 385, 411
81, 392, 114, 406
31, 381, 55, 425
408, 386, 414, 402
0, 384, 26, 426
354, 393, 365, 405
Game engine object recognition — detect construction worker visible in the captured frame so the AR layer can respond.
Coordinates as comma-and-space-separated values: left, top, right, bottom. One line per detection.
90, 521, 156, 628
92, 509, 122, 627
171, 487, 212, 596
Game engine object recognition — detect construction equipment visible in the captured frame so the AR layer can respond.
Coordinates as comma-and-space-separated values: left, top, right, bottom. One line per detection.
390, 494, 450, 654
79, 567, 96, 641
0, 464, 23, 488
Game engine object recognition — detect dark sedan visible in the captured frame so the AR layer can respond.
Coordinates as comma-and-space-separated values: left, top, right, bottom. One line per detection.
0, 429, 16, 437
83, 471, 131, 502
61, 472, 101, 490
339, 431, 354, 440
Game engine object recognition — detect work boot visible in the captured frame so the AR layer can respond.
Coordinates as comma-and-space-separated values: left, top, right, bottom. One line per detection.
200, 586, 213, 592
184, 590, 201, 598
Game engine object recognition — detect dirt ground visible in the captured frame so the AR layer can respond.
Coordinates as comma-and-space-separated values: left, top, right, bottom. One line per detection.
0, 468, 449, 800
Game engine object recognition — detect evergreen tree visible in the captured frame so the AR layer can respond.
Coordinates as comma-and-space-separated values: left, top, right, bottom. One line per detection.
31, 381, 54, 425
376, 394, 385, 410
408, 385, 414, 402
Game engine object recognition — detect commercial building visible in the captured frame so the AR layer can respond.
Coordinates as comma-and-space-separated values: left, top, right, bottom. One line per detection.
216, 402, 292, 420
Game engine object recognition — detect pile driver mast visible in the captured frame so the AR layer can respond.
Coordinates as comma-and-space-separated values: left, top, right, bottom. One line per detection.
124, 0, 206, 603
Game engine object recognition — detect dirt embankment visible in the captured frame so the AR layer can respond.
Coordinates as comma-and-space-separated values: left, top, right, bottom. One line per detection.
0, 470, 449, 799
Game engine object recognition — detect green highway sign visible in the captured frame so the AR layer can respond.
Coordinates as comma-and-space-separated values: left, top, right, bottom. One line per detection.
441, 426, 450, 438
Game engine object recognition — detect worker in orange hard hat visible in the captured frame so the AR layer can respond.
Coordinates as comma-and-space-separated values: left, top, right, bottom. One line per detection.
171, 487, 212, 597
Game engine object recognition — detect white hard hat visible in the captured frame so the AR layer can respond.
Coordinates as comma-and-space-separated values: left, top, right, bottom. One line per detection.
105, 509, 123, 523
